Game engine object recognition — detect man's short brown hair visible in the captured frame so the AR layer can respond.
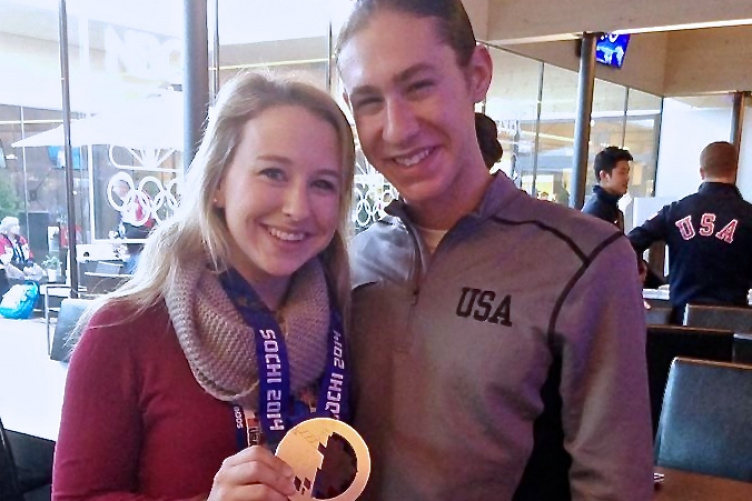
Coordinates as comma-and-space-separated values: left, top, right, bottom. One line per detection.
700, 141, 738, 177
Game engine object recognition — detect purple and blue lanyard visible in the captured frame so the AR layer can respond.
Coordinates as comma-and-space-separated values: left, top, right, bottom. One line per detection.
220, 269, 349, 450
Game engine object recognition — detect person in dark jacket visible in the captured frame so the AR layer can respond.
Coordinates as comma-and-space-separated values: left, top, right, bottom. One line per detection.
582, 146, 633, 231
628, 141, 752, 323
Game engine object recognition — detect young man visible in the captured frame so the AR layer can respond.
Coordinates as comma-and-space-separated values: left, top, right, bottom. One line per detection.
629, 141, 752, 323
336, 1, 653, 500
582, 146, 633, 231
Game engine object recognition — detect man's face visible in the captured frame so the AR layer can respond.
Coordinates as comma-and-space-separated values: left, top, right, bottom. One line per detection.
338, 10, 491, 209
600, 160, 631, 196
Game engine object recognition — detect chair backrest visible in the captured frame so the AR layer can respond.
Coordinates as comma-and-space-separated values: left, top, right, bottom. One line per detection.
645, 305, 673, 325
0, 417, 24, 501
733, 333, 752, 365
646, 325, 733, 435
50, 298, 93, 362
683, 303, 752, 332
93, 260, 123, 275
655, 358, 752, 482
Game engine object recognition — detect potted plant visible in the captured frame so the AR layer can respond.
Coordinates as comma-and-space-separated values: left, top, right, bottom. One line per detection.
42, 254, 61, 282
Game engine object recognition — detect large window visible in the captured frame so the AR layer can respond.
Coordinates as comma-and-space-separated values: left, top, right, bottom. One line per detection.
0, 0, 65, 262
484, 49, 542, 194
484, 45, 662, 211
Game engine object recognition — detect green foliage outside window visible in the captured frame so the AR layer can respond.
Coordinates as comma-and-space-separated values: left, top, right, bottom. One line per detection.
0, 175, 21, 220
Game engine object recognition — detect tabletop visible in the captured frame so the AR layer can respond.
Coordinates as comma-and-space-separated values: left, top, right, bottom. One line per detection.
654, 467, 752, 500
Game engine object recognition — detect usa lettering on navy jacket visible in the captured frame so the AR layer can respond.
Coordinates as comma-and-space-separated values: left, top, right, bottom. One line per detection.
628, 182, 752, 316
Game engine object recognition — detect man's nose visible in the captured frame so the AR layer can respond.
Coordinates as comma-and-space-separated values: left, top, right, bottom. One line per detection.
383, 98, 419, 145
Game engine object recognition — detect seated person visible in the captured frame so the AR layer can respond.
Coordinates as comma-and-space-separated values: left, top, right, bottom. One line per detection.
628, 141, 752, 322
0, 216, 43, 295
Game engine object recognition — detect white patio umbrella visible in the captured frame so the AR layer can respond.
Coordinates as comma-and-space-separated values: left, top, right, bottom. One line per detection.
12, 90, 183, 151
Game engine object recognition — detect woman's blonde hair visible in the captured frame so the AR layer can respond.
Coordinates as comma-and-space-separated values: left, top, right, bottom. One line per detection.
87, 71, 355, 323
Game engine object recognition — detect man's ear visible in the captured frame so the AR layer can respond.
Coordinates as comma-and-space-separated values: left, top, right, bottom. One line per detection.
467, 44, 493, 103
699, 167, 706, 180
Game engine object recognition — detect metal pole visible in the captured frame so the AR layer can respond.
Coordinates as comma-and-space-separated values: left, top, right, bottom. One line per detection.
326, 21, 334, 93
58, 0, 78, 298
730, 91, 749, 185
620, 87, 629, 147
570, 32, 598, 209
183, 0, 210, 172
651, 98, 665, 197
530, 61, 544, 199
731, 91, 747, 151
208, 0, 220, 104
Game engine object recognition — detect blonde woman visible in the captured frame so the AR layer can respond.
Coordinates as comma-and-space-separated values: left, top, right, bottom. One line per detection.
53, 72, 355, 501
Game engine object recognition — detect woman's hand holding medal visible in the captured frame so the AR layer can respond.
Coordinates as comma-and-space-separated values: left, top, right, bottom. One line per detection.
207, 445, 296, 501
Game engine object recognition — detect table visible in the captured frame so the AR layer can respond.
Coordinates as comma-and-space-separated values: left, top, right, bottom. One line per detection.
654, 467, 752, 500
0, 317, 68, 442
644, 288, 671, 301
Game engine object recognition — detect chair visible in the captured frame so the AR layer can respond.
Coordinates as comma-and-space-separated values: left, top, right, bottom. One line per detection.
655, 358, 752, 482
683, 303, 752, 332
645, 305, 673, 325
646, 325, 733, 435
0, 417, 53, 501
733, 333, 752, 365
49, 298, 92, 363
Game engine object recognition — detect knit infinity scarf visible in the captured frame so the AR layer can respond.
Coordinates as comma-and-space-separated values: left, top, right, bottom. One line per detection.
165, 257, 331, 410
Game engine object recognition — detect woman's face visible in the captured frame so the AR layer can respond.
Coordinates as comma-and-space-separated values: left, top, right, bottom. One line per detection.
337, 10, 491, 210
214, 104, 343, 295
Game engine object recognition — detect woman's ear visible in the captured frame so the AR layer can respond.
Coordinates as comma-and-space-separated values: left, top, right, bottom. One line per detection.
213, 182, 225, 208
467, 44, 493, 103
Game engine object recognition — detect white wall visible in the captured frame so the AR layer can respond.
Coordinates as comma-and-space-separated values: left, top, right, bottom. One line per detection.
654, 98, 732, 199
664, 26, 752, 96
507, 32, 669, 96
735, 102, 752, 201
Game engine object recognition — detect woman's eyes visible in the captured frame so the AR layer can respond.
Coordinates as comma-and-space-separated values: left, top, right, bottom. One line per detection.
258, 167, 338, 193
259, 167, 286, 181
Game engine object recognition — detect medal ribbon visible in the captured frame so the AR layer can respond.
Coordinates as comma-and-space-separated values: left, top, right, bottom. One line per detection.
220, 268, 348, 449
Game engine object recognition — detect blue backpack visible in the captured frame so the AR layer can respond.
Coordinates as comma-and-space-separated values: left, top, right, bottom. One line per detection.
0, 280, 40, 319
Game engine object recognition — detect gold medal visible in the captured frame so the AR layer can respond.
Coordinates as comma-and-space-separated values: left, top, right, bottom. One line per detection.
275, 417, 370, 501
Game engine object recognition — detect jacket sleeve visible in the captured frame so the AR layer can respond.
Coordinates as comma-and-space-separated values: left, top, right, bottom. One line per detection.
627, 205, 670, 254
0, 235, 12, 265
52, 307, 198, 501
555, 235, 654, 501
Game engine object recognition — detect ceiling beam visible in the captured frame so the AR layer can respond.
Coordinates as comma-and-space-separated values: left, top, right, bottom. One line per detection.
486, 0, 752, 45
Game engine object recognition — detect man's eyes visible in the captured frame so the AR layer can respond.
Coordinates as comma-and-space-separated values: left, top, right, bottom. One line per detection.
407, 80, 434, 93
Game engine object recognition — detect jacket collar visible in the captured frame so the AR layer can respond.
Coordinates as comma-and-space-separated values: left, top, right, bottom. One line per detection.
593, 185, 623, 206
698, 181, 743, 198
384, 173, 524, 229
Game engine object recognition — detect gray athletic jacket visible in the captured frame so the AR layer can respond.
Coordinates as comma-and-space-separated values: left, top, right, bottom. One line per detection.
349, 173, 653, 501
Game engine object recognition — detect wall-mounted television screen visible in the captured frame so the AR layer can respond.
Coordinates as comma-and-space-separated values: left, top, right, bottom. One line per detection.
595, 33, 631, 69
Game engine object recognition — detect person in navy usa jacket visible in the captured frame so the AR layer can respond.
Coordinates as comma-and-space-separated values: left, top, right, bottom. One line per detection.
628, 141, 752, 323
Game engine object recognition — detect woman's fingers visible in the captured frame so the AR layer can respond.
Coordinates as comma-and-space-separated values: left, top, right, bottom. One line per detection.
211, 446, 297, 501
